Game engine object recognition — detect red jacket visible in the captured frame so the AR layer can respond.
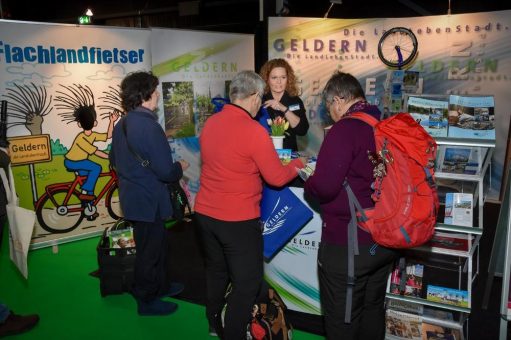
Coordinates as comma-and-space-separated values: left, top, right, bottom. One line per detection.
195, 103, 303, 221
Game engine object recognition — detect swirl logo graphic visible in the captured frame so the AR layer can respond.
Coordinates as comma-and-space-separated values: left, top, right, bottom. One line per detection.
262, 197, 292, 236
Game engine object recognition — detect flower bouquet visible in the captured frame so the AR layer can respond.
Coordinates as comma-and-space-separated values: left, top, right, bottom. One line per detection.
267, 116, 289, 136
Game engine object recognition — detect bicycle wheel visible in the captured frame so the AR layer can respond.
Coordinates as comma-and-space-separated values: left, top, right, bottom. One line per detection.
105, 182, 123, 220
35, 188, 84, 234
378, 27, 418, 68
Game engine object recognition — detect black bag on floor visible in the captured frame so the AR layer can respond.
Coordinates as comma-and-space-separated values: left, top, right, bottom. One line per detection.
250, 284, 293, 340
221, 282, 293, 340
97, 222, 136, 297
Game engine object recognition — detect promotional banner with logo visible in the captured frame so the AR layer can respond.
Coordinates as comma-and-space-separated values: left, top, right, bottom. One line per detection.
266, 10, 511, 315
0, 20, 254, 249
264, 187, 322, 314
150, 28, 254, 210
0, 20, 152, 249
269, 10, 511, 201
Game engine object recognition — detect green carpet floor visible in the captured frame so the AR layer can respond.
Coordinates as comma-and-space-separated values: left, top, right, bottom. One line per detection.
0, 231, 323, 339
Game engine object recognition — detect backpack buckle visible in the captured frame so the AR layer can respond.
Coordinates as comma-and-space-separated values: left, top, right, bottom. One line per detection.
347, 275, 356, 286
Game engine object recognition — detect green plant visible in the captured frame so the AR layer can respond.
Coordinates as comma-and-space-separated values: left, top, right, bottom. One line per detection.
267, 116, 289, 136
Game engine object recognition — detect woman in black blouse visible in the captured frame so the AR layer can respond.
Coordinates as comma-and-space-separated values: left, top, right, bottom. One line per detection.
259, 59, 309, 151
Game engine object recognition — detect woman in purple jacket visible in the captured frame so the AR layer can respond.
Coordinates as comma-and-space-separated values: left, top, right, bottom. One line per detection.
304, 72, 398, 340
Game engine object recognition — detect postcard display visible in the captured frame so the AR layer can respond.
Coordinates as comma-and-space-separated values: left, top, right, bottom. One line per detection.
385, 95, 496, 339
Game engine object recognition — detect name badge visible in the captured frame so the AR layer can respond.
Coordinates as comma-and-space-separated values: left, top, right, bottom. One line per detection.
288, 104, 300, 111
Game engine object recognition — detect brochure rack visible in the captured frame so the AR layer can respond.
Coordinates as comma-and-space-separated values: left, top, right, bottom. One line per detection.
498, 165, 511, 339
385, 137, 495, 338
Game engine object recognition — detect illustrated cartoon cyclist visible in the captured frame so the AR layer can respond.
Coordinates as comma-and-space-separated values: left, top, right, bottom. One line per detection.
56, 84, 119, 203
65, 106, 119, 201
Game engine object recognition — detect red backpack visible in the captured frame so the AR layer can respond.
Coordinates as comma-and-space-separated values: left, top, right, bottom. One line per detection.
342, 112, 439, 323
345, 112, 439, 247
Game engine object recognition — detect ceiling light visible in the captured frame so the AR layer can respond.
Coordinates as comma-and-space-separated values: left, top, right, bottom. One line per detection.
324, 0, 342, 18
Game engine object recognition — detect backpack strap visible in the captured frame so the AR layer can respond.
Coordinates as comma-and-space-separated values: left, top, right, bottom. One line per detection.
345, 112, 379, 127
342, 181, 369, 323
340, 111, 378, 323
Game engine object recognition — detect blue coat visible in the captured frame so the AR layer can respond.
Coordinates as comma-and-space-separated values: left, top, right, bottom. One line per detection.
109, 107, 183, 222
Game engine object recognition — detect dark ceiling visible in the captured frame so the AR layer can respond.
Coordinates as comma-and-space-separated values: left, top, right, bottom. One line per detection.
1, 0, 511, 33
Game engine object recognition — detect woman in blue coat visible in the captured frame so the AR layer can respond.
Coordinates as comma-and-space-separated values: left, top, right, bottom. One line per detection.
110, 71, 189, 316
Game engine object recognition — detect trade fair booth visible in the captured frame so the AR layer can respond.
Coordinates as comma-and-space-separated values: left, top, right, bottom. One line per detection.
1, 8, 511, 339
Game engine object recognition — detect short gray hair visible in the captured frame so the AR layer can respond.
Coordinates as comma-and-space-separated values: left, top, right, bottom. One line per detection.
229, 70, 265, 101
323, 71, 365, 104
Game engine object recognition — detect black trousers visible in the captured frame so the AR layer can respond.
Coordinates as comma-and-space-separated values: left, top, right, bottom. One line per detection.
195, 213, 263, 340
318, 242, 399, 340
131, 219, 168, 302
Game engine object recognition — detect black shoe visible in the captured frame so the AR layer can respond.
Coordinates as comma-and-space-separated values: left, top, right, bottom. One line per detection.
0, 312, 39, 337
209, 313, 223, 338
137, 299, 178, 316
208, 325, 218, 337
86, 212, 99, 221
160, 282, 184, 298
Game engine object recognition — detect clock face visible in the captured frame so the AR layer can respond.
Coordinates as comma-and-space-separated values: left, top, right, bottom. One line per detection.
378, 27, 418, 69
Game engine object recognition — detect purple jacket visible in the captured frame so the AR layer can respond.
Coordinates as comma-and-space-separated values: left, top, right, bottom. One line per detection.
304, 103, 380, 246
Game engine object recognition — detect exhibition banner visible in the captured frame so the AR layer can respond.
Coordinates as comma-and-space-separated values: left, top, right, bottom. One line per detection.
151, 28, 254, 208
268, 11, 511, 200
0, 20, 254, 249
0, 20, 152, 248
263, 187, 322, 314
266, 10, 511, 314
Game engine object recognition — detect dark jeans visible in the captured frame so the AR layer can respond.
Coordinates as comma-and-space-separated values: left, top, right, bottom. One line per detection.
318, 242, 399, 340
131, 219, 168, 302
195, 213, 264, 340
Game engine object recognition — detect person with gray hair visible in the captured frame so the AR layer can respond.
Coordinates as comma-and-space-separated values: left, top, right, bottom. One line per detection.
305, 71, 398, 339
194, 70, 306, 339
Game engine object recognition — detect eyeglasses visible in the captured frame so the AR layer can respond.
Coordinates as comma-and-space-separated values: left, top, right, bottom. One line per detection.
251, 92, 263, 100
325, 96, 344, 107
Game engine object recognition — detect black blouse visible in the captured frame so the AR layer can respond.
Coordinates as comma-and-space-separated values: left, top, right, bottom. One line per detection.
262, 91, 309, 151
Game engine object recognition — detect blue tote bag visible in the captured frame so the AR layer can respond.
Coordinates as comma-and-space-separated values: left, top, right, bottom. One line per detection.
260, 185, 313, 261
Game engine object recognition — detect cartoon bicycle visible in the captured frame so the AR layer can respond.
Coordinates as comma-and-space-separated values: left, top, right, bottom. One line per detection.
34, 166, 122, 234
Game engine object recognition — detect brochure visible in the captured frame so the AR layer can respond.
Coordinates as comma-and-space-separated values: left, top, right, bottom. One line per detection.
387, 300, 424, 315
385, 70, 405, 113
403, 71, 420, 94
444, 193, 473, 227
404, 263, 424, 298
277, 149, 292, 164
389, 265, 404, 295
426, 285, 469, 308
406, 95, 449, 137
426, 232, 472, 252
298, 161, 316, 181
422, 307, 454, 322
436, 145, 486, 175
422, 321, 463, 340
108, 227, 136, 255
385, 309, 422, 340
447, 95, 495, 140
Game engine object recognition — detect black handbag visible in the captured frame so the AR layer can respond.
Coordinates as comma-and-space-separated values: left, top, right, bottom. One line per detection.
168, 181, 191, 221
121, 119, 189, 221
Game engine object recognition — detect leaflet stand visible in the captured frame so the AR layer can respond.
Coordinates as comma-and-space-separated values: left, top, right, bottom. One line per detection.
498, 165, 511, 339
482, 169, 509, 309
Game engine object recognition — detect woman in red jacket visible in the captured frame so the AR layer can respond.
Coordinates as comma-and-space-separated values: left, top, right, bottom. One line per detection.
195, 70, 306, 339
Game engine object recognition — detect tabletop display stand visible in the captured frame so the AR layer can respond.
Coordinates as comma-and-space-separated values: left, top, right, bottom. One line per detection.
385, 137, 495, 339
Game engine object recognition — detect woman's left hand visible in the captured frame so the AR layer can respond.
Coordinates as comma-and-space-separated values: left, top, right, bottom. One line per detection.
264, 99, 287, 112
